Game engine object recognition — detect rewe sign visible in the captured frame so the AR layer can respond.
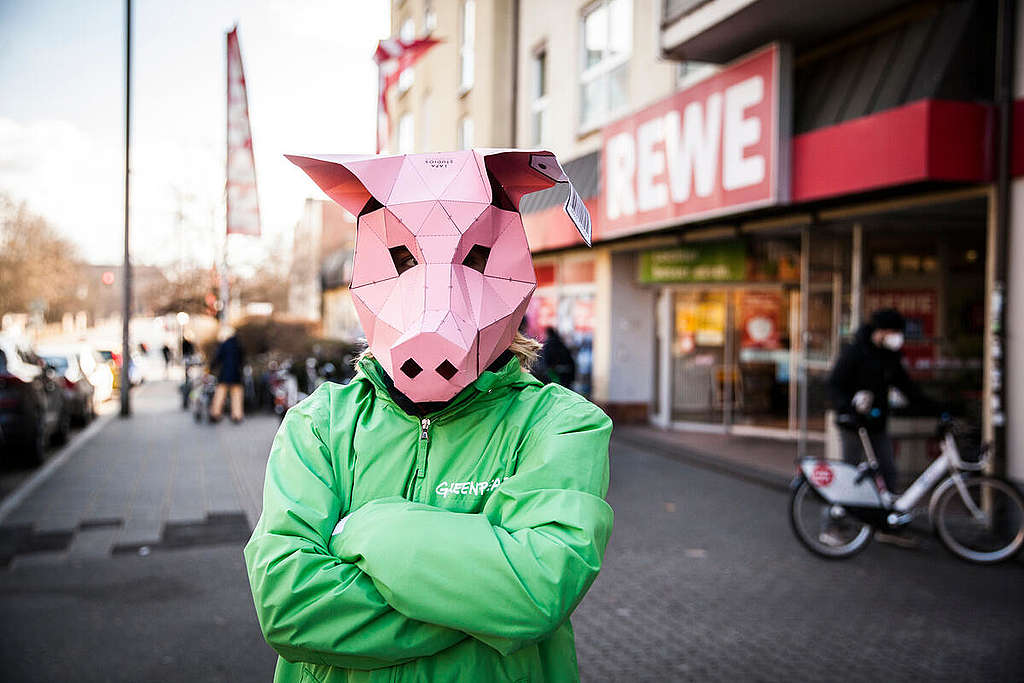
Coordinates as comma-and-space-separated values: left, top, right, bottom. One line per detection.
601, 44, 790, 238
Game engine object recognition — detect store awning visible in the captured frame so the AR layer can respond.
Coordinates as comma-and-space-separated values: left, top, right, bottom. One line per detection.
662, 0, 948, 65
792, 0, 992, 134
520, 150, 601, 252
519, 150, 600, 214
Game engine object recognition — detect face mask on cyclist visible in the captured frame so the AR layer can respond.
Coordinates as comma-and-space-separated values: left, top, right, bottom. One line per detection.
882, 332, 904, 351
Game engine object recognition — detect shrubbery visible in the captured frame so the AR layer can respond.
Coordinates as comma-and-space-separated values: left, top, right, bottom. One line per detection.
202, 315, 363, 378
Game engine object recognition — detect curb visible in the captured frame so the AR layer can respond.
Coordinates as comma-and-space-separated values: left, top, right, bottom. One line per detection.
612, 432, 794, 493
0, 408, 117, 525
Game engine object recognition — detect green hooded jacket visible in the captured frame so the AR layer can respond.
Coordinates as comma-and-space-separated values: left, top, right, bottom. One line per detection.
243, 355, 613, 683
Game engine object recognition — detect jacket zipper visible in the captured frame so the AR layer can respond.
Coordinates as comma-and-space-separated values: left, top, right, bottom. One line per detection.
406, 417, 431, 501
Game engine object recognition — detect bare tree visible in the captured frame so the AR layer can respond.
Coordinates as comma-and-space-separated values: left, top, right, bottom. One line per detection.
147, 266, 218, 316
235, 260, 290, 314
0, 195, 84, 321
147, 260, 290, 318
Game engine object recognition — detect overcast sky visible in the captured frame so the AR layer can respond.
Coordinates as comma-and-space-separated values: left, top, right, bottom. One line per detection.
0, 0, 389, 267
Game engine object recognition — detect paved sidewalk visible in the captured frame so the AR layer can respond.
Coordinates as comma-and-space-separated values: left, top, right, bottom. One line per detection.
614, 424, 823, 490
0, 380, 280, 569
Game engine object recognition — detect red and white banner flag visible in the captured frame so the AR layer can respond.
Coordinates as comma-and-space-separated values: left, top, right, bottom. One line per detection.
226, 26, 261, 236
373, 37, 441, 153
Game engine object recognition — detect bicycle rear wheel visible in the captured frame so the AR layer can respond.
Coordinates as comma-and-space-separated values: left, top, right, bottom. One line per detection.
790, 479, 873, 559
933, 476, 1024, 564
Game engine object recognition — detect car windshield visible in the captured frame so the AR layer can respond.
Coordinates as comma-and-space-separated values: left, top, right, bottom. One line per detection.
41, 356, 70, 373
98, 350, 113, 361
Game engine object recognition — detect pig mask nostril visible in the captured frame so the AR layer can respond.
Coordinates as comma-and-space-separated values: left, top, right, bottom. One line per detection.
435, 360, 458, 380
400, 358, 423, 378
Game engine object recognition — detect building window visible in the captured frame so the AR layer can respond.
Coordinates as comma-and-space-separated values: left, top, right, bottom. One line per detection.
398, 17, 415, 94
458, 116, 474, 150
459, 0, 475, 92
531, 47, 548, 146
424, 0, 437, 33
675, 60, 717, 90
579, 0, 631, 131
398, 112, 415, 153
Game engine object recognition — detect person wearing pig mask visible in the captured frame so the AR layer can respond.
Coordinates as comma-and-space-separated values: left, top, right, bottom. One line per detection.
244, 149, 611, 683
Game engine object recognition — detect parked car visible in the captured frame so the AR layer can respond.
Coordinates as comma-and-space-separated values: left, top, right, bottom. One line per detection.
37, 345, 99, 425
98, 347, 141, 391
82, 347, 115, 403
0, 334, 68, 465
97, 348, 121, 391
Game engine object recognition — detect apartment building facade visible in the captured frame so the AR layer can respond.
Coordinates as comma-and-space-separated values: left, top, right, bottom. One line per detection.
387, 0, 517, 153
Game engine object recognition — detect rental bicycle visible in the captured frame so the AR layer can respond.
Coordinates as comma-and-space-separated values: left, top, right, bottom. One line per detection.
790, 415, 1024, 564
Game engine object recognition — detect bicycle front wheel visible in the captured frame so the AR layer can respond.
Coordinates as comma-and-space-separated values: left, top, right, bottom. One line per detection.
933, 476, 1024, 564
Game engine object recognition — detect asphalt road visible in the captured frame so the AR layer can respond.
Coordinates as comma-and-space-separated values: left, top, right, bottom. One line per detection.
0, 391, 1021, 682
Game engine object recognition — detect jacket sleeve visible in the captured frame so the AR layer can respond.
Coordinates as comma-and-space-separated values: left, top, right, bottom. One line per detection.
243, 390, 467, 670
333, 396, 613, 655
891, 357, 938, 414
829, 344, 859, 416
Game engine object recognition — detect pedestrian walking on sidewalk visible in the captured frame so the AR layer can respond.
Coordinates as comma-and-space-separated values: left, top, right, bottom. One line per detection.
181, 335, 195, 361
245, 149, 611, 683
829, 308, 938, 494
209, 326, 245, 423
161, 343, 172, 378
538, 326, 577, 388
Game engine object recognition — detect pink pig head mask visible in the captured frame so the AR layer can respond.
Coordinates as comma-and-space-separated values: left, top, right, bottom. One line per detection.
287, 149, 591, 403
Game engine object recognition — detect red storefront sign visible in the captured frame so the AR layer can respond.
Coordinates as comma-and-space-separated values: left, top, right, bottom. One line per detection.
739, 290, 783, 350
600, 43, 789, 239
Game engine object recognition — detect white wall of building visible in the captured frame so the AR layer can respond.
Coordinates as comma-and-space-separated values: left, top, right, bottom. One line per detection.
592, 249, 657, 405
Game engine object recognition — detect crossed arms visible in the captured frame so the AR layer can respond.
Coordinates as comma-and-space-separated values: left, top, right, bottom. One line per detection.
243, 394, 612, 670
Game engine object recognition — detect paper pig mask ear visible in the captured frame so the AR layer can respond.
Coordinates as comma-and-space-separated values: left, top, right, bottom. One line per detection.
286, 149, 591, 403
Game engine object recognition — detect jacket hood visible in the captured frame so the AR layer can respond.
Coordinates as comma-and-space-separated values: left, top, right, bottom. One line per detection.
853, 322, 904, 357
854, 323, 875, 346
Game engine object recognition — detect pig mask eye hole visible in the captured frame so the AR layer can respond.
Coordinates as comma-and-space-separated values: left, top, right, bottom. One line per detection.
389, 245, 418, 275
462, 244, 490, 274
359, 196, 384, 216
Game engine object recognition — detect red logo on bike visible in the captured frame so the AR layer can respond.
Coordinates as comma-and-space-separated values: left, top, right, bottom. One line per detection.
811, 464, 834, 487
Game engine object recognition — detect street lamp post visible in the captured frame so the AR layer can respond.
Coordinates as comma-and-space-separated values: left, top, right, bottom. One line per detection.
120, 0, 133, 417
176, 311, 190, 362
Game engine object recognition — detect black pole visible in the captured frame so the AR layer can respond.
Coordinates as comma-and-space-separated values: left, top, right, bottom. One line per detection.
992, 0, 1014, 471
120, 0, 132, 417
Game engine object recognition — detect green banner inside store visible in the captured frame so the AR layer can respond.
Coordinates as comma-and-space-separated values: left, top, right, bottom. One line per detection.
638, 242, 747, 283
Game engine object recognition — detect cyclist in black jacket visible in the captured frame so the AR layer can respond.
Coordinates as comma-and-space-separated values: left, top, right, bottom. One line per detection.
829, 308, 937, 493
